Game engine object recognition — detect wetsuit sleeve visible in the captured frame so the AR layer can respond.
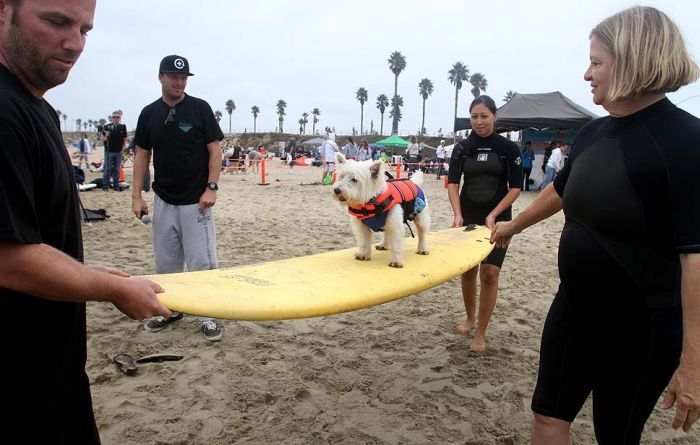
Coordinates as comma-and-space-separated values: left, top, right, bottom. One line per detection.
663, 124, 700, 253
133, 107, 152, 151
0, 114, 41, 244
447, 142, 464, 184
505, 141, 523, 189
200, 100, 224, 144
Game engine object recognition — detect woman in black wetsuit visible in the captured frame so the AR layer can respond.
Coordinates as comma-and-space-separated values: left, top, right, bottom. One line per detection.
447, 95, 522, 351
491, 6, 700, 444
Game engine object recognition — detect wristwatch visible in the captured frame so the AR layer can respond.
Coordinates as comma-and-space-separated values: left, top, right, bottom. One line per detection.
207, 182, 218, 191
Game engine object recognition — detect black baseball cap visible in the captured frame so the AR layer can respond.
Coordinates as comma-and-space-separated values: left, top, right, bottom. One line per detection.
159, 55, 194, 76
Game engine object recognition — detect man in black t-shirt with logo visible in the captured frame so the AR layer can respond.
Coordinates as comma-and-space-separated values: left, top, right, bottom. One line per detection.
132, 55, 225, 342
101, 110, 127, 191
0, 2, 171, 443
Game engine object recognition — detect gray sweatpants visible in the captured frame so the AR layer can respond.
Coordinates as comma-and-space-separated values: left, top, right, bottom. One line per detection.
152, 194, 218, 322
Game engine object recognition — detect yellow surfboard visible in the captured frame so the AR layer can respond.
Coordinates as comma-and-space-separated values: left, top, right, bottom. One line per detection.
144, 226, 494, 321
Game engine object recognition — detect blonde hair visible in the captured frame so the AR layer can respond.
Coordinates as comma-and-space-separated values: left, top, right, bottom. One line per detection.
410, 135, 417, 143
591, 6, 699, 102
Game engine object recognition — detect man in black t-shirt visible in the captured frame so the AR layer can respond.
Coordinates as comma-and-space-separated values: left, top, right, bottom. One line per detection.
132, 55, 225, 342
101, 110, 127, 191
0, 2, 171, 444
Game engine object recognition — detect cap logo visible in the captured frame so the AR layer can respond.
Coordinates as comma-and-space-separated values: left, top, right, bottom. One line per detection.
173, 58, 185, 69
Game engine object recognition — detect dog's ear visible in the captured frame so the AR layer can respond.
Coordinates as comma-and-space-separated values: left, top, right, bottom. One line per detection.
370, 160, 383, 179
335, 152, 346, 164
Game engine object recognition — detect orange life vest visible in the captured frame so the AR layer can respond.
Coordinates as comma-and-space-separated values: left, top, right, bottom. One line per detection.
348, 179, 424, 232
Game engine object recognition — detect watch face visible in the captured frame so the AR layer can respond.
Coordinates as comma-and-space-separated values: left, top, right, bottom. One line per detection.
208, 182, 218, 191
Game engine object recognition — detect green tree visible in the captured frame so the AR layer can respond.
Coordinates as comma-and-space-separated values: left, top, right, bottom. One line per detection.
301, 112, 309, 134
469, 72, 488, 98
418, 78, 434, 136
503, 90, 518, 104
448, 61, 470, 123
276, 100, 287, 133
225, 99, 236, 133
311, 108, 321, 135
387, 51, 406, 134
251, 105, 260, 133
355, 87, 368, 136
376, 94, 389, 136
214, 110, 222, 124
388, 95, 404, 130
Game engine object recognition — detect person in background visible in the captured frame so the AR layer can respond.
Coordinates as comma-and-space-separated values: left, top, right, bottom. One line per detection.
436, 139, 447, 179
320, 132, 339, 183
76, 132, 91, 169
132, 54, 225, 342
357, 138, 370, 161
286, 136, 298, 171
521, 141, 536, 191
447, 95, 523, 352
539, 143, 568, 190
342, 136, 357, 160
0, 1, 170, 443
102, 110, 127, 191
405, 135, 420, 172
491, 6, 700, 443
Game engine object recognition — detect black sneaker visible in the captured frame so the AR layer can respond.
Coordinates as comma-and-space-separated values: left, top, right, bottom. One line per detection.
144, 312, 183, 332
202, 320, 223, 342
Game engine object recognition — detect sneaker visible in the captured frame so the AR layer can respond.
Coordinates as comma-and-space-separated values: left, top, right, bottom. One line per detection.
202, 320, 223, 342
144, 312, 183, 332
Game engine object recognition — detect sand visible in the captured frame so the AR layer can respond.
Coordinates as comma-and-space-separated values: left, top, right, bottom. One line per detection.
77, 160, 698, 444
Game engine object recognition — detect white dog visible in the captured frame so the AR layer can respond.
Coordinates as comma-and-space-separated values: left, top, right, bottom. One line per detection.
332, 152, 430, 268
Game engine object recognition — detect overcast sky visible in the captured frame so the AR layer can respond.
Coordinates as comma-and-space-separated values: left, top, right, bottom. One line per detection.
46, 0, 700, 135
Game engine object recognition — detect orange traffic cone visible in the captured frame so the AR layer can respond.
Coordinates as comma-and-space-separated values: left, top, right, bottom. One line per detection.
119, 164, 125, 182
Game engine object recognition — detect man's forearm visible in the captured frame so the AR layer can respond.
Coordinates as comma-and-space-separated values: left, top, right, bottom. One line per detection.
0, 241, 124, 304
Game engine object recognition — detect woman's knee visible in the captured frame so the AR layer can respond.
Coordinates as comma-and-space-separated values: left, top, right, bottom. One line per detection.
479, 264, 500, 286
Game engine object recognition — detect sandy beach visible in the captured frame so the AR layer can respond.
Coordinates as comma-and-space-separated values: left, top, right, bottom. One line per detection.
77, 159, 698, 445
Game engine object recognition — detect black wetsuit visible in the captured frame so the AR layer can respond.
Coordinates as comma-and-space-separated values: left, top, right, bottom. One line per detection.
448, 132, 522, 267
533, 98, 700, 444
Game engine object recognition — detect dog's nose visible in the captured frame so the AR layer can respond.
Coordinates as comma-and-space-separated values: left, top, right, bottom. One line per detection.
333, 188, 341, 195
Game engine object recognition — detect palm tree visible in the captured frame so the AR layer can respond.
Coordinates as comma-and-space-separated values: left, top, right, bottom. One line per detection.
251, 106, 260, 133
301, 112, 309, 134
62, 114, 67, 132
55, 109, 62, 130
448, 61, 470, 123
355, 87, 368, 136
75, 118, 82, 133
418, 78, 434, 136
298, 118, 305, 134
214, 110, 223, 124
82, 121, 87, 132
376, 94, 389, 135
387, 51, 406, 134
276, 100, 287, 133
388, 95, 404, 131
503, 90, 518, 104
311, 108, 320, 135
470, 72, 488, 98
225, 99, 235, 133
87, 119, 94, 132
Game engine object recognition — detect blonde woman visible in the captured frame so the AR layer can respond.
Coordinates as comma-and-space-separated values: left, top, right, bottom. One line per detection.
492, 6, 700, 443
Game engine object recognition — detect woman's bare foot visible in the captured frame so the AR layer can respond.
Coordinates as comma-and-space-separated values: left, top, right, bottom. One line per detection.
455, 319, 475, 336
470, 336, 486, 352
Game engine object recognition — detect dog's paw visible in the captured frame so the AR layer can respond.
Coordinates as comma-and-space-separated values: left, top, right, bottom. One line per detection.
388, 261, 404, 268
375, 244, 388, 251
416, 249, 430, 255
355, 253, 371, 261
